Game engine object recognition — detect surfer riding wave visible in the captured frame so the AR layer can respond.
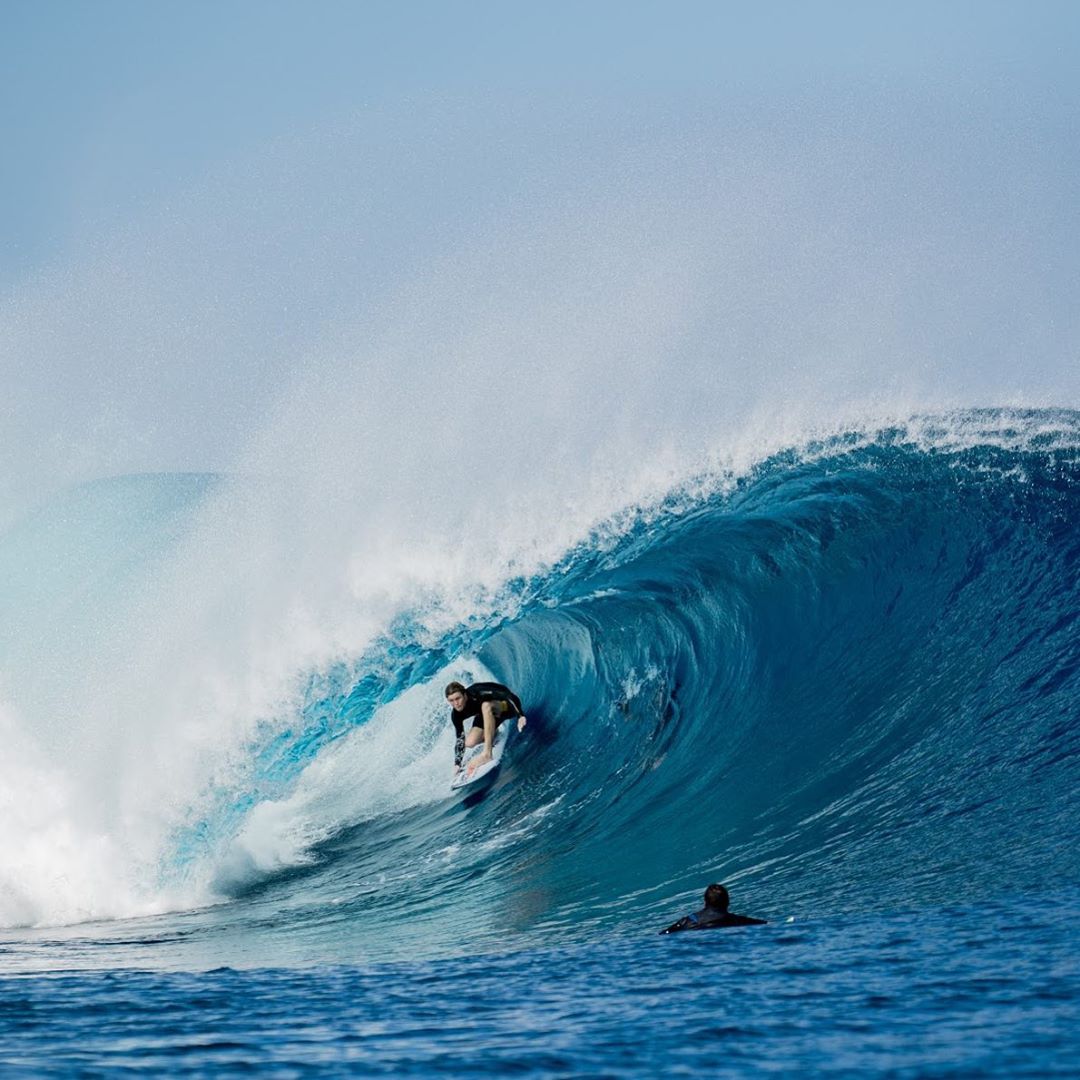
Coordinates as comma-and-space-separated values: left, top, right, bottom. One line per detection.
446, 681, 527, 778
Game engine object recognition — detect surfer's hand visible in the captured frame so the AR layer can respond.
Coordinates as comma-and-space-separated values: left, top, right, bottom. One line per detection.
468, 751, 492, 777
517, 715, 527, 732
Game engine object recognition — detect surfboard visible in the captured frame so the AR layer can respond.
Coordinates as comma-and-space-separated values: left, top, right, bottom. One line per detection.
450, 717, 514, 791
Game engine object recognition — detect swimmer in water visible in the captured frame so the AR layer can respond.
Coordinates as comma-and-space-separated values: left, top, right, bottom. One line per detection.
660, 883, 767, 933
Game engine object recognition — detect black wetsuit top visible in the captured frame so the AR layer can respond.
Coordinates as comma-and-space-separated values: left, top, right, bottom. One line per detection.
451, 682, 524, 767
660, 906, 767, 934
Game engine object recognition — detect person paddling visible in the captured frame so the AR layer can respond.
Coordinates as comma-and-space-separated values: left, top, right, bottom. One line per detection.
660, 883, 767, 934
445, 681, 527, 777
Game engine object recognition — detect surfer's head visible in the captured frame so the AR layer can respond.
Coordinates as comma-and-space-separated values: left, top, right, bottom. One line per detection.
704, 883, 730, 911
445, 681, 468, 711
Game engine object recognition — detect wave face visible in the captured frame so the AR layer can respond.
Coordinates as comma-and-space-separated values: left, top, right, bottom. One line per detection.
1, 410, 1078, 961
485, 413, 1080, 926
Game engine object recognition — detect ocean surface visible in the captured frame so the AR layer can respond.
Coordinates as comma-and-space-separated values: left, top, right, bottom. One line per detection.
1, 409, 1078, 1075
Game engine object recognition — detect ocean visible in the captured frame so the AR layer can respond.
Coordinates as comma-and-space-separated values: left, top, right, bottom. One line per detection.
1, 409, 1078, 1075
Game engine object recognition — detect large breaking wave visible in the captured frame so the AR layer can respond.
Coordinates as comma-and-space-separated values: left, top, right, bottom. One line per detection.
2, 410, 1077, 959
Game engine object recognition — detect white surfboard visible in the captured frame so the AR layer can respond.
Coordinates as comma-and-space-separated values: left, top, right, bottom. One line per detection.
450, 718, 514, 791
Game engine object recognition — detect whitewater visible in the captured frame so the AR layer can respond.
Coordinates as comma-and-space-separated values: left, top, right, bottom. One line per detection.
1, 99, 1078, 1074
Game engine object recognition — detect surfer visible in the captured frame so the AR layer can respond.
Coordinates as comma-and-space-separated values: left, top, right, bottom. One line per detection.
660, 883, 767, 934
446, 681, 527, 777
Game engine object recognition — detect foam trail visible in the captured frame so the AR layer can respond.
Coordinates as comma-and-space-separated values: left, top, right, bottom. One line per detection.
212, 664, 488, 892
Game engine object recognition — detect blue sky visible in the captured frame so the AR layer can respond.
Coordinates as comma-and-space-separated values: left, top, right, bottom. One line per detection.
3, 1, 1078, 287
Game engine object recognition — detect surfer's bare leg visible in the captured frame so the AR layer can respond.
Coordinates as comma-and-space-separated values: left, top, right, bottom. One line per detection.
478, 702, 496, 763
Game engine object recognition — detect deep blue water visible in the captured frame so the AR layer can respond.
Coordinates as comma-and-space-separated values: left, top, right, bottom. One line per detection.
2, 892, 1077, 1076
1, 410, 1078, 1073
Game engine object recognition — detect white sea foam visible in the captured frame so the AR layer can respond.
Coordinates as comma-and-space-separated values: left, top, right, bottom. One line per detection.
0, 699, 193, 927
211, 664, 484, 890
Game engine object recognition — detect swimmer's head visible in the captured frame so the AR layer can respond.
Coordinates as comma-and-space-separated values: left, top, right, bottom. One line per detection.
704, 883, 730, 911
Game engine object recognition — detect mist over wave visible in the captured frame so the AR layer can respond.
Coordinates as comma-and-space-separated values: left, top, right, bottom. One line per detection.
3, 94, 1078, 530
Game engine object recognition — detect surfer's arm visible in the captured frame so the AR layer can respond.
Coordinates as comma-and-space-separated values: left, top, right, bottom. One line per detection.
452, 714, 466, 769
659, 915, 698, 935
